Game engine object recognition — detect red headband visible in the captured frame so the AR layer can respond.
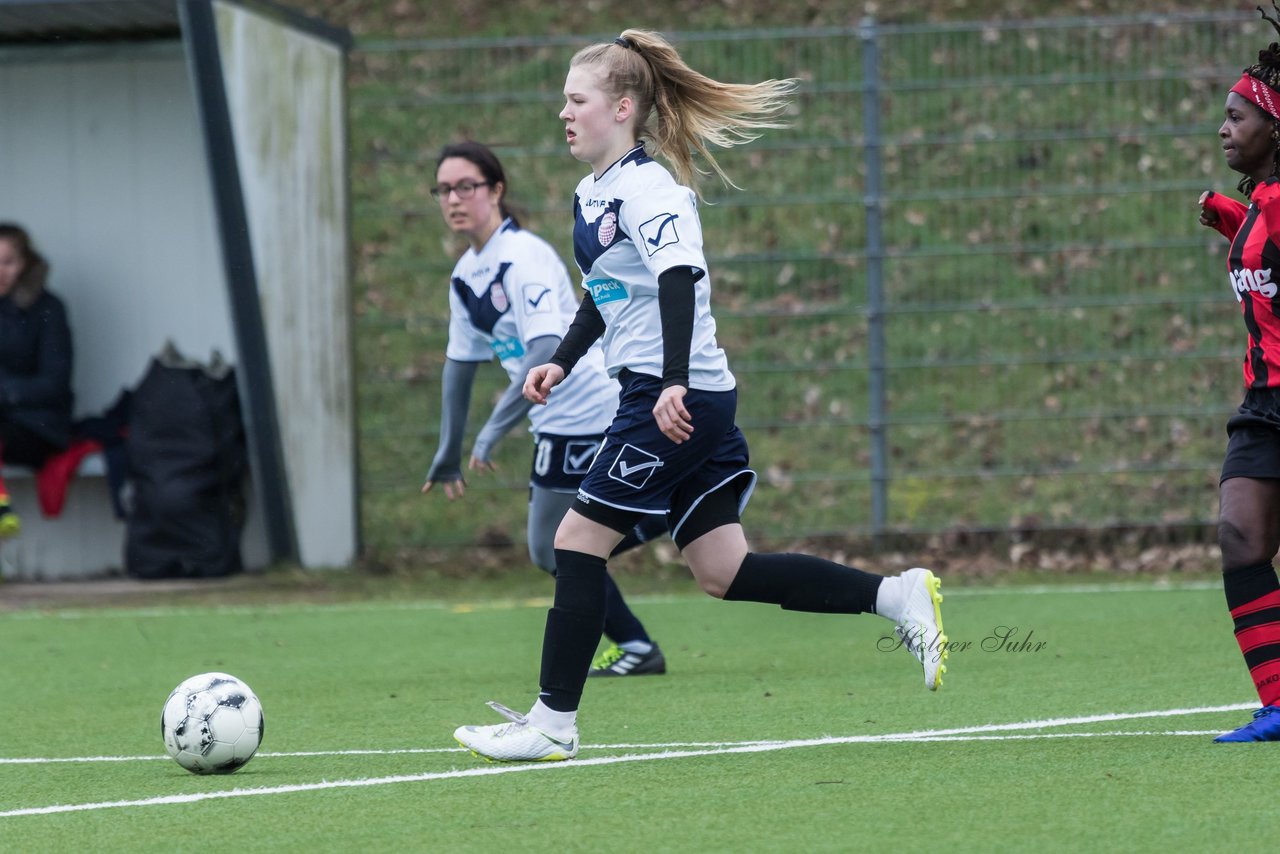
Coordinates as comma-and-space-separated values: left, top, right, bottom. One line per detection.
1232, 73, 1280, 121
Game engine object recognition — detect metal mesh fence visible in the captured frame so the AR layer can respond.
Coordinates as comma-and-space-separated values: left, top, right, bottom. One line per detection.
350, 12, 1262, 552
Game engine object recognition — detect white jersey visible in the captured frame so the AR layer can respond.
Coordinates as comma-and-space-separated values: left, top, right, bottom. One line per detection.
570, 145, 735, 392
446, 219, 616, 436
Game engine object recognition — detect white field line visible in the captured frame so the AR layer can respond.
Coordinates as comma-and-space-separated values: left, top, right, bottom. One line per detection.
0, 730, 1229, 767
0, 703, 1254, 818
0, 579, 1223, 622
3, 701, 1253, 767
0, 743, 786, 764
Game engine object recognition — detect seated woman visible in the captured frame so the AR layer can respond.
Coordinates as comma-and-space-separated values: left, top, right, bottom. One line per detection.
0, 224, 73, 536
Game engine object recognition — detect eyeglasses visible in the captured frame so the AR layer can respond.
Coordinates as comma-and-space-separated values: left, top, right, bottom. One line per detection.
430, 180, 490, 200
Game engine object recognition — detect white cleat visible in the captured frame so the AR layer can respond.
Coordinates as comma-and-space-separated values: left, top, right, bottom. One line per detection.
894, 567, 948, 691
453, 701, 580, 762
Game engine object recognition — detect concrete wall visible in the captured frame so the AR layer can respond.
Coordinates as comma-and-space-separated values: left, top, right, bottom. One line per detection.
214, 2, 357, 568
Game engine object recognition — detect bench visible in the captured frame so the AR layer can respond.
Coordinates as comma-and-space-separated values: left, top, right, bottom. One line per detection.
2, 453, 106, 480
0, 450, 123, 581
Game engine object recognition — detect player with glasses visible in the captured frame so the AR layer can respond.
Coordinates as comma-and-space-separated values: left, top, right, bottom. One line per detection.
430, 180, 490, 199
422, 141, 669, 679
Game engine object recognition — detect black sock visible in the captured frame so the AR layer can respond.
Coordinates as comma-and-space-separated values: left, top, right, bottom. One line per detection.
723, 552, 882, 614
602, 571, 651, 645
539, 549, 608, 712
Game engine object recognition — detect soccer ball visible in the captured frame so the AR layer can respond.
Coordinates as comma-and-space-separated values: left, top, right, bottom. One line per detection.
161, 672, 264, 774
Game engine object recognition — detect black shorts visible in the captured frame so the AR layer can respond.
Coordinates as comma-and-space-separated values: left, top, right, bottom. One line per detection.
1222, 387, 1280, 483
574, 370, 756, 543
528, 432, 604, 492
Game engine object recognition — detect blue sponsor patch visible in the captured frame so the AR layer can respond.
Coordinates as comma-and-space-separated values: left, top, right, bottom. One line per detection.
587, 277, 629, 305
490, 337, 525, 360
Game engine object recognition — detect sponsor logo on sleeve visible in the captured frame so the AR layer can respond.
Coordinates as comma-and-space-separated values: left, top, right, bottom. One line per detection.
524, 284, 552, 313
608, 443, 664, 490
637, 212, 680, 256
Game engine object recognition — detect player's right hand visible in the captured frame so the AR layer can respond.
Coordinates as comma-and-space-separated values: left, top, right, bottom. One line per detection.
1199, 190, 1220, 228
653, 385, 693, 444
422, 475, 466, 500
523, 363, 565, 405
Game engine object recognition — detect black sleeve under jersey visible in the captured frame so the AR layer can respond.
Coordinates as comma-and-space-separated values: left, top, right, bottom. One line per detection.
658, 265, 704, 390
549, 291, 606, 377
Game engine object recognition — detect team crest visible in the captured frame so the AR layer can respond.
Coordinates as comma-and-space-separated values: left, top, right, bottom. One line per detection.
489, 282, 509, 312
598, 211, 617, 247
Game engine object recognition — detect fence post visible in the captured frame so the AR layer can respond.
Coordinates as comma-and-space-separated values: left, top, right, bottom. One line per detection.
860, 16, 889, 539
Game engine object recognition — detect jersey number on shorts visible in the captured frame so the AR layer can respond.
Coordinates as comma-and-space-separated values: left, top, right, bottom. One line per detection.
535, 439, 554, 477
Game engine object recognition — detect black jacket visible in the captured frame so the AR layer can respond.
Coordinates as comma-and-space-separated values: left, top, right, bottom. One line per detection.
0, 261, 73, 449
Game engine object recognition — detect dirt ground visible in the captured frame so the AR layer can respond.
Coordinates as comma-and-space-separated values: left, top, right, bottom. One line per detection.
0, 576, 247, 610
0, 534, 1226, 614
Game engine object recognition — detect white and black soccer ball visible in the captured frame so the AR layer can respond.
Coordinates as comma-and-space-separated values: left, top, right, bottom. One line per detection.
161, 672, 264, 774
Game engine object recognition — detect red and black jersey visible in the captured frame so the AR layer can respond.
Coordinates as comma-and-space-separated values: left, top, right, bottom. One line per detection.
1206, 181, 1280, 388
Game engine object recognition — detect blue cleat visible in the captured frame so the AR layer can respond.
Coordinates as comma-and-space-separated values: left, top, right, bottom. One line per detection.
1214, 705, 1280, 742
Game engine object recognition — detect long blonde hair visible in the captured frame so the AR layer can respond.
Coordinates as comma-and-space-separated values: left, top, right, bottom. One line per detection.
570, 29, 797, 191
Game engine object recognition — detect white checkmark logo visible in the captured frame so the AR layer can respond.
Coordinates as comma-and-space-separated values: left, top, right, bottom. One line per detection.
618, 459, 662, 478
566, 445, 597, 469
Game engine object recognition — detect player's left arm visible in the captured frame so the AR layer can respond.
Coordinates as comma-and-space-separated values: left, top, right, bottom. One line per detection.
623, 184, 706, 444
470, 335, 559, 468
1252, 179, 1280, 246
654, 265, 702, 444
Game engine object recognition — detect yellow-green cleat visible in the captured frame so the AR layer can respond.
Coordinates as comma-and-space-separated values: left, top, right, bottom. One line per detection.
893, 567, 948, 691
588, 642, 667, 677
0, 502, 22, 539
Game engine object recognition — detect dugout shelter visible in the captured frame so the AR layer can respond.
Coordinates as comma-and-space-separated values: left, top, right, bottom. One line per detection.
0, 0, 357, 578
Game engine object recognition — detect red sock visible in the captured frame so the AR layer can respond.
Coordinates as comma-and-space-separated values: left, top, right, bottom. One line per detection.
1225, 562, 1280, 707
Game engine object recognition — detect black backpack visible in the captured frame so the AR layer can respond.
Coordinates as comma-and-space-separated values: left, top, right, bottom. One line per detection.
124, 346, 248, 579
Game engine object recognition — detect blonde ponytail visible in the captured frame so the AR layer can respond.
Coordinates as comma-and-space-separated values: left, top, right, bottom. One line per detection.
571, 29, 797, 191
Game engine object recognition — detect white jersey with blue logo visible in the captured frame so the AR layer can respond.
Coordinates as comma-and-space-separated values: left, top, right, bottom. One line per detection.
446, 219, 616, 436
570, 145, 735, 392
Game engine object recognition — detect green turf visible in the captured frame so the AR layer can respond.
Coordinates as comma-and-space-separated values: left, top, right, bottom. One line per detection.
0, 580, 1268, 851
